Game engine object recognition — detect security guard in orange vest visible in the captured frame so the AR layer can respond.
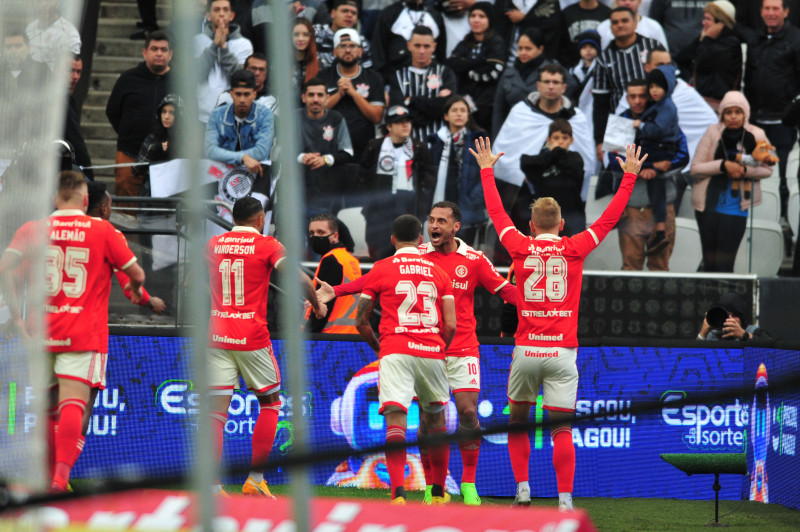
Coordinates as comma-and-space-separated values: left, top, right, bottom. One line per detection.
306, 214, 362, 333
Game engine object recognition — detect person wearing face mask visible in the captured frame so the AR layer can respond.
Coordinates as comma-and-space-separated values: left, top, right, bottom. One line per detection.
306, 214, 362, 333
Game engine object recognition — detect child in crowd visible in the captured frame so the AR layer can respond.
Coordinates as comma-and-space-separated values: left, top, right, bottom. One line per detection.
570, 30, 601, 98
632, 64, 681, 255
520, 119, 586, 237
134, 93, 182, 197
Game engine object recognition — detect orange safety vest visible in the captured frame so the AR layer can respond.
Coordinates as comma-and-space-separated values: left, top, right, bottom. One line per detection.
309, 247, 362, 334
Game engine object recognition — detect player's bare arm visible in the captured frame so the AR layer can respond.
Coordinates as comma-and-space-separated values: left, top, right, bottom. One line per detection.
615, 143, 648, 175
314, 277, 336, 305
355, 297, 380, 353
441, 297, 456, 351
468, 137, 505, 170
122, 262, 145, 304
301, 271, 326, 318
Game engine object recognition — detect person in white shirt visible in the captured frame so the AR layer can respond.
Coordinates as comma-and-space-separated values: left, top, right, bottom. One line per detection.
596, 0, 668, 49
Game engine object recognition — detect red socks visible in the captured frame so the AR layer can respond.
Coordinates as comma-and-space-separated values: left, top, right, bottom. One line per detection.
426, 426, 449, 488
385, 425, 407, 496
251, 402, 280, 470
458, 424, 481, 483
210, 410, 229, 465
507, 422, 530, 483
551, 427, 575, 493
70, 436, 85, 467
52, 399, 86, 490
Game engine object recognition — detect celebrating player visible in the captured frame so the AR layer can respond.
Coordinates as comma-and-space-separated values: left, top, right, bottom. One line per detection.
205, 197, 325, 497
0, 171, 146, 492
469, 139, 646, 510
316, 201, 517, 504
354, 214, 457, 505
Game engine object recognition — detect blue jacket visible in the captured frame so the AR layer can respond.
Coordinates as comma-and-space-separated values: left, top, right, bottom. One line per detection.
204, 101, 274, 165
428, 128, 487, 226
606, 106, 689, 173
637, 64, 681, 146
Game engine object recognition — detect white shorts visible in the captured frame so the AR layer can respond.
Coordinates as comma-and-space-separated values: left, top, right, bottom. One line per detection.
507, 346, 578, 412
208, 345, 280, 394
446, 355, 481, 393
50, 351, 107, 389
378, 354, 449, 414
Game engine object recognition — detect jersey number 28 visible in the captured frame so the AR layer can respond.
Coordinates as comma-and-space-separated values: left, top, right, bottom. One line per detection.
522, 255, 567, 302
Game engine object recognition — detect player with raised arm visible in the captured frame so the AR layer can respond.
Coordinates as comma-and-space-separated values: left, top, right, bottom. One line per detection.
206, 197, 325, 497
0, 171, 145, 492
469, 138, 646, 510
354, 214, 457, 505
316, 201, 517, 504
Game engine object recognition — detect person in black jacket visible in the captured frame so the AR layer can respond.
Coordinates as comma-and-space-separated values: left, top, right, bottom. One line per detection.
520, 119, 585, 236
134, 94, 182, 196
744, 0, 800, 223
676, 1, 741, 111
64, 55, 94, 182
495, 0, 564, 64
105, 31, 173, 197
445, 2, 506, 130
360, 105, 436, 259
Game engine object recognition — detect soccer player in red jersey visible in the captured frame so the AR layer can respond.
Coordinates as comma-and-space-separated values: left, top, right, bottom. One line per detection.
205, 197, 325, 497
470, 139, 647, 510
355, 214, 457, 505
0, 171, 145, 492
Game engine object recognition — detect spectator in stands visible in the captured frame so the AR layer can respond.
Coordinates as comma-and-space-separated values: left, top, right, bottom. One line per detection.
25, 0, 81, 71
65, 55, 94, 182
561, 0, 611, 62
360, 105, 435, 259
388, 26, 457, 142
371, 0, 447, 79
596, 0, 668, 49
493, 27, 578, 136
744, 0, 800, 233
604, 78, 686, 271
593, 6, 661, 162
320, 28, 385, 163
315, 0, 373, 68
1, 28, 49, 89
649, 0, 710, 61
130, 0, 160, 39
495, 0, 564, 63
675, 1, 741, 112
690, 91, 775, 273
298, 77, 354, 219
216, 53, 278, 114
431, 0, 473, 57
135, 94, 183, 196
494, 63, 594, 240
445, 2, 506, 130
293, 18, 321, 92
698, 291, 773, 341
520, 119, 586, 236
205, 70, 274, 176
106, 31, 173, 197
428, 95, 488, 246
194, 0, 254, 123
731, 0, 800, 37
569, 30, 601, 143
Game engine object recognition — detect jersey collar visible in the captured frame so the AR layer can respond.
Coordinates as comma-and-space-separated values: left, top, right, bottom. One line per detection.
534, 233, 561, 242
394, 246, 421, 256
232, 226, 261, 234
50, 209, 86, 217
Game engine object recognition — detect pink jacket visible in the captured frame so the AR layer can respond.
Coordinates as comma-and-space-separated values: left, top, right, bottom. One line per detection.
690, 91, 774, 213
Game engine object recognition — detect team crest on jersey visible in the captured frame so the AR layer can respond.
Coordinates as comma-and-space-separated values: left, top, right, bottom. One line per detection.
322, 125, 334, 141
218, 167, 254, 203
426, 74, 441, 90
639, 50, 649, 63
356, 83, 370, 97
379, 155, 395, 172
455, 265, 468, 278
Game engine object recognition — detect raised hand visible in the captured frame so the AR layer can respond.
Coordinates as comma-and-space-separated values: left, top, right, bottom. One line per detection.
468, 137, 505, 169
314, 277, 336, 304
615, 144, 649, 175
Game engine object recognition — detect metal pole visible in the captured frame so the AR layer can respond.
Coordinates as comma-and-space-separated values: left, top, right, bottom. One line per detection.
171, 1, 216, 529
265, 10, 313, 532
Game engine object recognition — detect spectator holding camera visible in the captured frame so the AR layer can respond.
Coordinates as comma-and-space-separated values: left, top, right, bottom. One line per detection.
698, 291, 772, 341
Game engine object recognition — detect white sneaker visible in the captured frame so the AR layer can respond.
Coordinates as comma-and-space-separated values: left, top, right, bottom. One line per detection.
558, 494, 573, 511
512, 486, 531, 506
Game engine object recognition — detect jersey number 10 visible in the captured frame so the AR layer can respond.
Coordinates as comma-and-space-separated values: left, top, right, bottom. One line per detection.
522, 255, 567, 302
219, 258, 245, 306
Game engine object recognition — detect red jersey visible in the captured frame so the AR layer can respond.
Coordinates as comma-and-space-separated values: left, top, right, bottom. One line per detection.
5, 210, 137, 353
361, 248, 454, 359
206, 226, 285, 350
481, 168, 637, 347
419, 240, 508, 356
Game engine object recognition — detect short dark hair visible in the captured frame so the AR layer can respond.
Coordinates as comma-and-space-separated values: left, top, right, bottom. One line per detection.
548, 119, 572, 138
303, 76, 326, 93
610, 6, 636, 19
645, 45, 669, 64
207, 0, 232, 12
626, 77, 647, 90
72, 53, 82, 62
232, 197, 263, 224
144, 30, 170, 49
309, 213, 339, 233
87, 181, 108, 215
392, 214, 422, 242
57, 171, 87, 203
410, 25, 434, 39
762, 0, 790, 9
519, 27, 544, 48
431, 201, 462, 223
245, 52, 267, 68
539, 63, 567, 83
